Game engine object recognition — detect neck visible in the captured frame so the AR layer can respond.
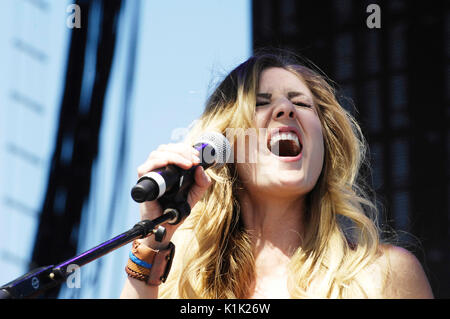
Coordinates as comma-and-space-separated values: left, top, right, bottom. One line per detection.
237, 189, 306, 258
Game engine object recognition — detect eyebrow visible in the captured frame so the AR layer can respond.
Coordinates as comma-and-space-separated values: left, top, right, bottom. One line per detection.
287, 91, 306, 99
256, 91, 310, 99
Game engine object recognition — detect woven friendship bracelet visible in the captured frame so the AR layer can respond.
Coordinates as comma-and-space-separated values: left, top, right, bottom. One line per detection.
125, 264, 149, 282
126, 257, 150, 275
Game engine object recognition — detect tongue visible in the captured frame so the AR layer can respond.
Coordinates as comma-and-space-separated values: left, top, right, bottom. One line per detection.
271, 140, 302, 157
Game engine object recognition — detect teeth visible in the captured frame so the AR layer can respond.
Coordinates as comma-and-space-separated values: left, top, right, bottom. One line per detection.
270, 132, 300, 148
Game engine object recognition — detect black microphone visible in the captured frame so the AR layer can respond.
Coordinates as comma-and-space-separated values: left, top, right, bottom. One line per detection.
131, 132, 231, 203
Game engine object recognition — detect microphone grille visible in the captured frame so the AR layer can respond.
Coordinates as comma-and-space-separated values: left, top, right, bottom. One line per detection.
196, 132, 231, 167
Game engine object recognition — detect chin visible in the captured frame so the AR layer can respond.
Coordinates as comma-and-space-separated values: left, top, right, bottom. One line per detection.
266, 176, 314, 198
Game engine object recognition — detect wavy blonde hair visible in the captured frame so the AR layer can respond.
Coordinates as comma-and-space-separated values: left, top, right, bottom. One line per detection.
159, 51, 385, 298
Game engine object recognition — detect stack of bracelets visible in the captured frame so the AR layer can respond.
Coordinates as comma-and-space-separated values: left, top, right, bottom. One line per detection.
125, 239, 175, 286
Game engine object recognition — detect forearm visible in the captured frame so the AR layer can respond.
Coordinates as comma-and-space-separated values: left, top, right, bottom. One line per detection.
120, 276, 158, 299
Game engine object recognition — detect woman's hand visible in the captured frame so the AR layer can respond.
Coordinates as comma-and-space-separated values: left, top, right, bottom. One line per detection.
136, 143, 212, 249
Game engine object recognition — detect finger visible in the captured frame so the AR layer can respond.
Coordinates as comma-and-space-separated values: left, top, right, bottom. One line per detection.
137, 152, 196, 177
149, 145, 200, 166
187, 166, 212, 208
194, 165, 212, 188
156, 143, 200, 161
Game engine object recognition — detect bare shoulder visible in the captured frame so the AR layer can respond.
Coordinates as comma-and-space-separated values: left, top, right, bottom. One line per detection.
378, 244, 434, 298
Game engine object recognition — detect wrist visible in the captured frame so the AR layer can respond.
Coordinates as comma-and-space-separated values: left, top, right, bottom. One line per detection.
141, 235, 173, 251
125, 239, 175, 286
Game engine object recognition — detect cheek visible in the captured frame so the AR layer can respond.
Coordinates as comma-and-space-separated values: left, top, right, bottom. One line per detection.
254, 106, 276, 127
299, 110, 323, 145
304, 114, 325, 173
312, 133, 325, 175
253, 111, 267, 130
312, 121, 324, 157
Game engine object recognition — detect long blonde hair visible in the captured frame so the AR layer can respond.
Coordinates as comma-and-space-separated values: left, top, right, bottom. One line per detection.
159, 51, 385, 298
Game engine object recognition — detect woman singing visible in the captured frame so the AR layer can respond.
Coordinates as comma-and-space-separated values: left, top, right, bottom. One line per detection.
120, 51, 433, 298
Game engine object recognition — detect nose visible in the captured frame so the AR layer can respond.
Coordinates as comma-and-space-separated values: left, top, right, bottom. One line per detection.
272, 98, 295, 120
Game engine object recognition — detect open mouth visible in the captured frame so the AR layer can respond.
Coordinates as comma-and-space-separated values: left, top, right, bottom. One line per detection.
267, 128, 303, 157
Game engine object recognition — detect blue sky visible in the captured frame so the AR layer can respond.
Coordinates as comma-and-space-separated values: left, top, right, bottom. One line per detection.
0, 0, 251, 298
0, 0, 71, 285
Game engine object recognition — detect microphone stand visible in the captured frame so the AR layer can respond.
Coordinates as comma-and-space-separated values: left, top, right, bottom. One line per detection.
0, 207, 182, 299
0, 149, 199, 299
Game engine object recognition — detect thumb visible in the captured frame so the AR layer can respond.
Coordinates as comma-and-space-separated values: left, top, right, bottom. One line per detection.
187, 166, 212, 208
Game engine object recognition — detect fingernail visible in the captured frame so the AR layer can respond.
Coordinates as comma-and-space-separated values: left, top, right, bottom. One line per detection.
192, 155, 200, 163
192, 149, 200, 156
184, 160, 192, 167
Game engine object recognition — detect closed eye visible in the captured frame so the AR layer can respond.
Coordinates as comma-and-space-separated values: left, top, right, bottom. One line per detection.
256, 101, 269, 107
293, 102, 313, 108
255, 100, 313, 108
